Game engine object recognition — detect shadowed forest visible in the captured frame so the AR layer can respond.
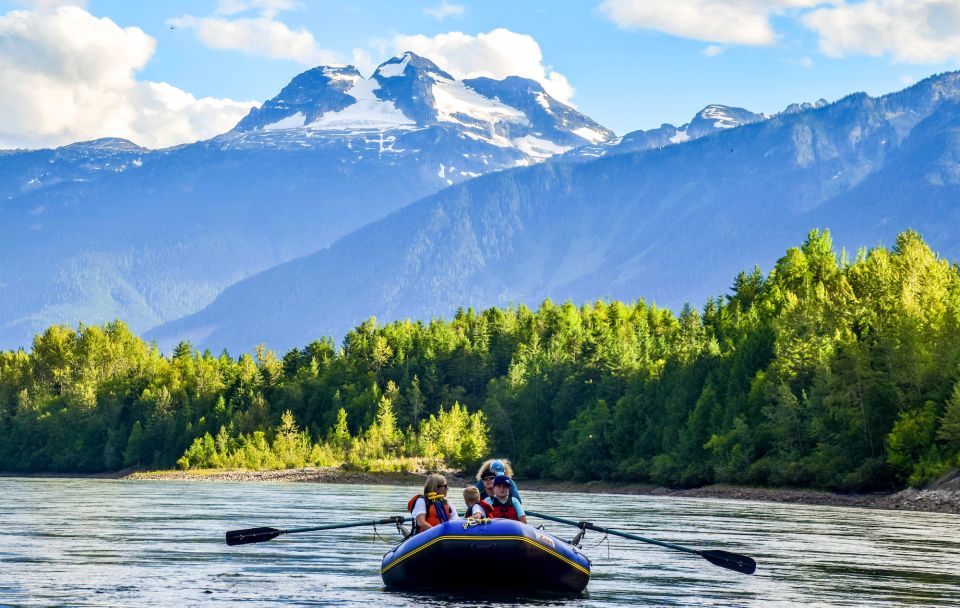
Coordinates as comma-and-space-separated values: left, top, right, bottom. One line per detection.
2, 229, 959, 492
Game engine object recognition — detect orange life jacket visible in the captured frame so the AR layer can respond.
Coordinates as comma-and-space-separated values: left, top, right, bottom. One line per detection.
407, 494, 453, 532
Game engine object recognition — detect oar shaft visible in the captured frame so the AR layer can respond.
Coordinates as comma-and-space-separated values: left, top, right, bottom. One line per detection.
226, 516, 413, 546
527, 510, 756, 574
283, 516, 412, 534
526, 510, 697, 555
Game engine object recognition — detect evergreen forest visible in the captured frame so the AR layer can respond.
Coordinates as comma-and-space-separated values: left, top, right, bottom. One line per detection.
2, 229, 960, 492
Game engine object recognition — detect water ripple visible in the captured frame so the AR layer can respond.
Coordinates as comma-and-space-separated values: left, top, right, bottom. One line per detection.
0, 479, 958, 606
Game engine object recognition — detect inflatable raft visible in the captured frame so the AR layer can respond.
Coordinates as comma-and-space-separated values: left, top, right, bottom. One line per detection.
380, 518, 591, 593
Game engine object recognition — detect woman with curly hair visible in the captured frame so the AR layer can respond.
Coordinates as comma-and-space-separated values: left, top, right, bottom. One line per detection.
474, 458, 522, 503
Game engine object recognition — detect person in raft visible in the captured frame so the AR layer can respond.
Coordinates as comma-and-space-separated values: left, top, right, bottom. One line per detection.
475, 458, 522, 503
463, 486, 492, 519
484, 475, 527, 524
408, 473, 459, 534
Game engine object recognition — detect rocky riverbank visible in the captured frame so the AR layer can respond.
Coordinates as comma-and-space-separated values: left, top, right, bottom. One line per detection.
126, 467, 436, 486
118, 466, 960, 515
522, 481, 960, 514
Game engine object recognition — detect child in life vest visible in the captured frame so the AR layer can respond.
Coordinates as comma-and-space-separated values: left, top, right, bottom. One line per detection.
483, 475, 527, 523
463, 486, 490, 519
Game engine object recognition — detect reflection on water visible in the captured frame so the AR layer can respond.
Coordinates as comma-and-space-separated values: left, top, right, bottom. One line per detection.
1, 478, 958, 607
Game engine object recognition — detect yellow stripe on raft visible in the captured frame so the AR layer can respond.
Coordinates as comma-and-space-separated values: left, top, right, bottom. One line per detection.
380, 534, 590, 576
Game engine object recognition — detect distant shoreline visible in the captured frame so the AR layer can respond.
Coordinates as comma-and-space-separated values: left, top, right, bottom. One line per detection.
4, 466, 958, 515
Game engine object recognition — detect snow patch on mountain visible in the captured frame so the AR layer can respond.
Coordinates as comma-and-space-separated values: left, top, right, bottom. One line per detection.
572, 126, 608, 144
461, 129, 512, 148
698, 105, 757, 129
376, 55, 410, 79
432, 79, 528, 127
265, 111, 306, 130
308, 77, 415, 131
512, 135, 571, 160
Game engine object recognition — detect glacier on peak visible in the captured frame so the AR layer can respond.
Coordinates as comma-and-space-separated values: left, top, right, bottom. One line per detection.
228, 51, 613, 162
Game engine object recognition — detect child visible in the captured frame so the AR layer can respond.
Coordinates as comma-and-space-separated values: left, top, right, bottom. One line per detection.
483, 475, 527, 524
463, 486, 489, 519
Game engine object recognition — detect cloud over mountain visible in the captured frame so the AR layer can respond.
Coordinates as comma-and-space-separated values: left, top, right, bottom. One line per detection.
0, 5, 253, 149
168, 0, 342, 66
393, 28, 575, 104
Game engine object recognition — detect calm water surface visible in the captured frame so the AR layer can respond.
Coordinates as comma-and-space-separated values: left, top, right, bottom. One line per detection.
1, 478, 958, 607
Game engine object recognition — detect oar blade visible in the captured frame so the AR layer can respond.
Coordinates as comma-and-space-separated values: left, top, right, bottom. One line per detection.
701, 549, 756, 575
225, 526, 283, 546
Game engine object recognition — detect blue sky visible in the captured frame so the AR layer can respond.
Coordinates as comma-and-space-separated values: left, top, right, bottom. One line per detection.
1, 0, 958, 149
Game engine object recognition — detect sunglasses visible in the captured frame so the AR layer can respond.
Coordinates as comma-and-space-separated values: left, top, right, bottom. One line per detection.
481, 475, 495, 481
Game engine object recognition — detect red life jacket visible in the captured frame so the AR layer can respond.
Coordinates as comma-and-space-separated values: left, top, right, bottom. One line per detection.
467, 501, 494, 518
407, 494, 453, 532
486, 497, 520, 521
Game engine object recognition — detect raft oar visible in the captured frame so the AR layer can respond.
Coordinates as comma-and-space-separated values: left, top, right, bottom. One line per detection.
526, 510, 756, 575
226, 515, 412, 546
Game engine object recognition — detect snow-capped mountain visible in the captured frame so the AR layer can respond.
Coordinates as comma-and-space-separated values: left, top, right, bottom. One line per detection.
0, 52, 613, 349
222, 52, 613, 169
566, 104, 765, 161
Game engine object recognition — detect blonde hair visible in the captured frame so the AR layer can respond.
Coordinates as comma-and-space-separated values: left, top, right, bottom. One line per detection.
423, 473, 447, 497
463, 486, 480, 505
475, 458, 514, 480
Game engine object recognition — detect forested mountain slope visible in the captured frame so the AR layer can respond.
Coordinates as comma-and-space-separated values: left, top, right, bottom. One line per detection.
150, 72, 960, 355
0, 52, 613, 349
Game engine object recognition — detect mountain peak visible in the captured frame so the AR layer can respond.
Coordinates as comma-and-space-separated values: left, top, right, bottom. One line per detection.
679, 104, 764, 140
692, 104, 764, 129
61, 137, 146, 152
374, 52, 454, 81
232, 64, 362, 132
781, 99, 828, 115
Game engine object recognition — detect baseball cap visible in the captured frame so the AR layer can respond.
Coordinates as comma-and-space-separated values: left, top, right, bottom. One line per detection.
493, 474, 510, 487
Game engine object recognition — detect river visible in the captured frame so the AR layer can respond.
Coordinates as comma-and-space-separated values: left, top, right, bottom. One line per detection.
1, 478, 958, 607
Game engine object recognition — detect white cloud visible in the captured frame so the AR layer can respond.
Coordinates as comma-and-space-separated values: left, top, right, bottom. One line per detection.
600, 0, 826, 45
802, 0, 960, 63
14, 0, 86, 12
351, 47, 376, 75
393, 28, 575, 104
168, 13, 340, 65
424, 1, 465, 20
0, 6, 255, 150
215, 0, 298, 16
702, 44, 725, 56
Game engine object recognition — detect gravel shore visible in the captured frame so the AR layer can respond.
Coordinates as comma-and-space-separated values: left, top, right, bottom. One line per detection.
119, 467, 960, 515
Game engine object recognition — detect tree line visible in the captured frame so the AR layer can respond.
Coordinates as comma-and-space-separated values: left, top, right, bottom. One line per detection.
2, 229, 959, 491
